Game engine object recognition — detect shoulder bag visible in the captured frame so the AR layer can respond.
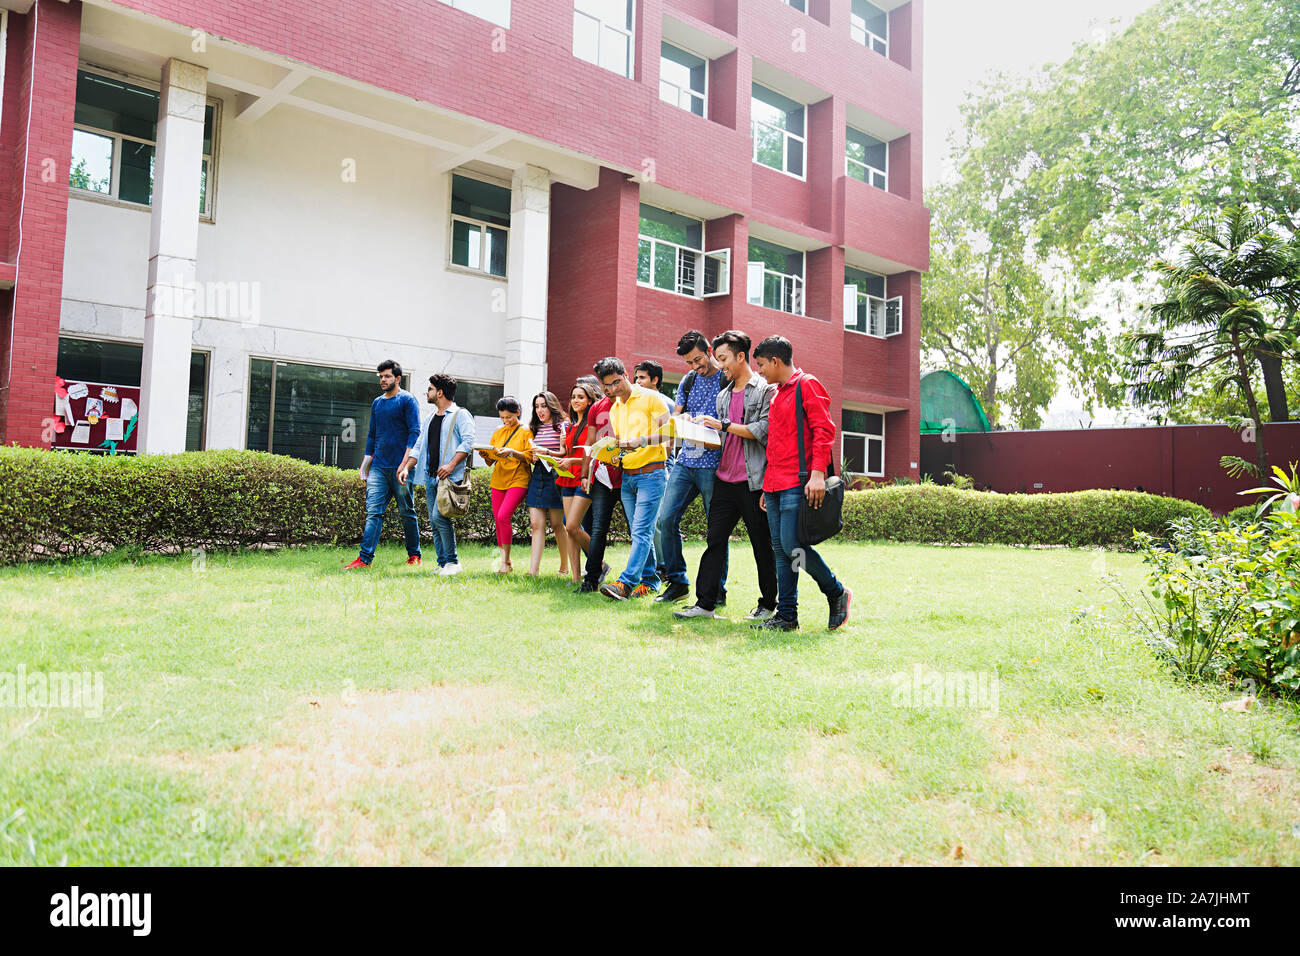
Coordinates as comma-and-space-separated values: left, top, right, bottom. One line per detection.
795, 377, 844, 547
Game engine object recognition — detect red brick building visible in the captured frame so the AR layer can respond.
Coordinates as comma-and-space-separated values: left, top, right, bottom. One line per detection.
0, 0, 927, 477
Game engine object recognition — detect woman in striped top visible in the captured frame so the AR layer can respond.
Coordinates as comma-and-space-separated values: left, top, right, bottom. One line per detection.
525, 391, 570, 577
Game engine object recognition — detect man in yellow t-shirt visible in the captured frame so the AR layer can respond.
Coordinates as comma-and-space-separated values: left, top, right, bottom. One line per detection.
594, 356, 672, 600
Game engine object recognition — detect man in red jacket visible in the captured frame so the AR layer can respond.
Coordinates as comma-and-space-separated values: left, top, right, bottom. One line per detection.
751, 335, 851, 632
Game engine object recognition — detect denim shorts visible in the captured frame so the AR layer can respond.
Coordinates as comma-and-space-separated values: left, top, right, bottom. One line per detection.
559, 484, 590, 500
525, 463, 564, 509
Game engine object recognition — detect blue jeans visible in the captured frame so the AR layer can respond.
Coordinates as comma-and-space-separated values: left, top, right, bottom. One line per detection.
425, 480, 458, 566
655, 463, 727, 590
765, 486, 843, 622
359, 466, 421, 563
618, 468, 667, 590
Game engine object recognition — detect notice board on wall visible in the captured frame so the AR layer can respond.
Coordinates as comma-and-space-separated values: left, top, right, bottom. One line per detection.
51, 378, 141, 455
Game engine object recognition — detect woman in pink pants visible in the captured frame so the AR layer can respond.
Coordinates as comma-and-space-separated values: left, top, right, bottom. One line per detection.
478, 396, 533, 573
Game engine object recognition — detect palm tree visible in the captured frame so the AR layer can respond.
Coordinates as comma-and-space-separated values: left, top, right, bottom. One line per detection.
1125, 207, 1300, 478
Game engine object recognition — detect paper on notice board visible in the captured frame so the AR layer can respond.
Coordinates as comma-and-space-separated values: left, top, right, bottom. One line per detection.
105, 418, 125, 441
71, 422, 90, 444
121, 397, 138, 420
67, 382, 89, 400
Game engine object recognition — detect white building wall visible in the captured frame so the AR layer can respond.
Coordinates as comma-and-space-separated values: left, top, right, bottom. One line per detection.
60, 91, 511, 451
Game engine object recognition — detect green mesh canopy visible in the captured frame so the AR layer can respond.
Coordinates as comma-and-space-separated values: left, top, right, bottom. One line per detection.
920, 370, 991, 434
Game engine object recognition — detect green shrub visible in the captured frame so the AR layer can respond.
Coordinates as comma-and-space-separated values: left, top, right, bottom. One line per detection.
0, 447, 1204, 564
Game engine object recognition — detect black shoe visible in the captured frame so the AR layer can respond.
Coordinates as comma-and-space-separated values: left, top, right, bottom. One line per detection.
829, 587, 852, 631
574, 582, 598, 594
598, 562, 610, 584
750, 615, 798, 632
655, 581, 691, 604
716, 591, 727, 609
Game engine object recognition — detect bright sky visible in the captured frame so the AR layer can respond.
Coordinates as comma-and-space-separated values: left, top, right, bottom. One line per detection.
923, 0, 1162, 188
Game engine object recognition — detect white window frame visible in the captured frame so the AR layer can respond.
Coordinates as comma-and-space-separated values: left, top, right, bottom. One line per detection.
748, 255, 805, 316
751, 84, 807, 181
843, 283, 902, 337
659, 41, 708, 118
850, 0, 889, 57
846, 126, 888, 191
842, 412, 885, 478
574, 0, 636, 79
637, 232, 730, 300
71, 65, 219, 222
438, 0, 511, 28
447, 171, 511, 279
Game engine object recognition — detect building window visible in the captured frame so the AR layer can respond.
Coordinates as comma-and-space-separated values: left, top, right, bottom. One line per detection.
781, 0, 808, 12
71, 69, 218, 218
660, 42, 706, 117
846, 125, 888, 190
842, 410, 884, 476
56, 337, 208, 451
437, 0, 510, 27
246, 359, 417, 469
751, 83, 805, 179
574, 0, 635, 78
747, 238, 804, 315
851, 0, 889, 56
637, 204, 730, 298
844, 267, 901, 337
450, 173, 510, 277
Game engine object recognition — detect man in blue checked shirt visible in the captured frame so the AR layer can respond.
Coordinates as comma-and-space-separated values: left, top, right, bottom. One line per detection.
653, 330, 728, 606
344, 359, 422, 570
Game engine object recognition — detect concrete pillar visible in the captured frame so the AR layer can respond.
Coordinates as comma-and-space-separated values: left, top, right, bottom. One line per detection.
139, 59, 207, 453
504, 164, 549, 402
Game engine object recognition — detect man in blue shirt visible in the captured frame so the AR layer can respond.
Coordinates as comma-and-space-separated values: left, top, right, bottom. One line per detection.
653, 330, 728, 606
345, 359, 422, 569
400, 373, 477, 575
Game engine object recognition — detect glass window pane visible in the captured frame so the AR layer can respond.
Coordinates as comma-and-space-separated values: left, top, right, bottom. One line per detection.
752, 84, 800, 129
74, 70, 158, 141
450, 0, 512, 27
200, 159, 209, 216
659, 79, 679, 108
451, 173, 511, 227
843, 435, 866, 473
186, 352, 208, 452
754, 123, 783, 170
458, 381, 506, 418
638, 238, 652, 283
452, 219, 480, 269
654, 243, 676, 290
487, 226, 508, 276
576, 0, 631, 28
786, 135, 804, 177
70, 130, 114, 194
203, 104, 215, 155
119, 140, 155, 206
246, 359, 273, 452
57, 337, 143, 386
573, 10, 600, 64
846, 266, 885, 298
868, 437, 883, 474
638, 203, 702, 249
852, 0, 889, 41
601, 24, 630, 76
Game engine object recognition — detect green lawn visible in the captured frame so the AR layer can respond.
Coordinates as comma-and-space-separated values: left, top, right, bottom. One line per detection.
2, 540, 1298, 865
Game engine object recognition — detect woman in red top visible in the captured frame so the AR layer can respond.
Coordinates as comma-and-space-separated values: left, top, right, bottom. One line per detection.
558, 380, 600, 585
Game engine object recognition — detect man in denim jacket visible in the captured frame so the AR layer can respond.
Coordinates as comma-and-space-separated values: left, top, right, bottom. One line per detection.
400, 373, 477, 575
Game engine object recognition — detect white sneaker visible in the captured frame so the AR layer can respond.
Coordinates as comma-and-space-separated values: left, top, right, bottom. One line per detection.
673, 604, 715, 620
439, 563, 462, 576
745, 605, 776, 622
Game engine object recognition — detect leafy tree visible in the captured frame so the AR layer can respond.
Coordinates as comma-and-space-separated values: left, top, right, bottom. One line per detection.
922, 82, 1121, 428
1126, 208, 1300, 477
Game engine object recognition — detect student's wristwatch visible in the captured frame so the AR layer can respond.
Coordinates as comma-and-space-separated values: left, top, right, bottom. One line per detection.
719, 419, 731, 435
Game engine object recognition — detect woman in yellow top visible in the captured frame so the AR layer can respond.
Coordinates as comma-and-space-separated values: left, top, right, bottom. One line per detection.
478, 396, 534, 573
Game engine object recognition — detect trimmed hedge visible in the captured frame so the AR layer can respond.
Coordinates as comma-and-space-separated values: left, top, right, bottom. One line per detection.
0, 447, 1207, 563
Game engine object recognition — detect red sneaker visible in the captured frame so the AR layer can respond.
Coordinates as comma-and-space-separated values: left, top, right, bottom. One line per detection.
343, 558, 369, 570
406, 555, 422, 567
